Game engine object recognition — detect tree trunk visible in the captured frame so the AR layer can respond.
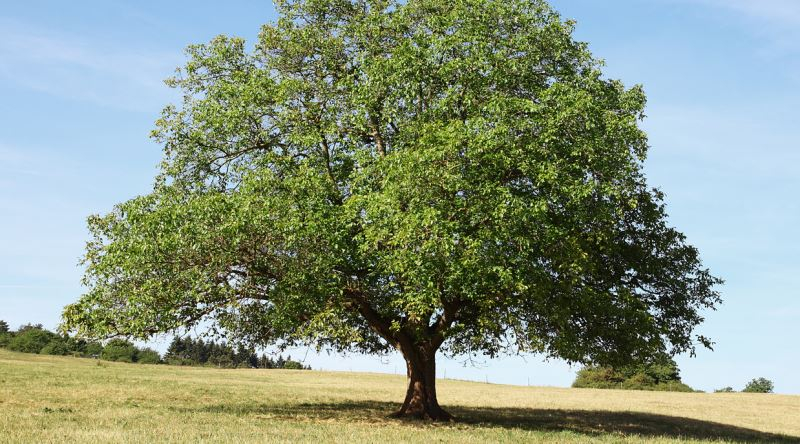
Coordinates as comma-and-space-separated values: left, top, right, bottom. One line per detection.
392, 345, 452, 421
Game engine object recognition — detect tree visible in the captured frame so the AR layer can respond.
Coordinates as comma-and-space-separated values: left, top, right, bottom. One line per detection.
84, 341, 104, 358
7, 326, 58, 354
743, 378, 774, 394
137, 348, 162, 364
572, 357, 693, 392
0, 320, 10, 348
283, 360, 304, 370
17, 323, 44, 333
61, 0, 721, 420
101, 339, 138, 363
41, 339, 70, 356
165, 337, 188, 364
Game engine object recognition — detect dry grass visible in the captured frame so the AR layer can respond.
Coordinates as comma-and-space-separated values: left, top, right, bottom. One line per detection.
1, 349, 798, 443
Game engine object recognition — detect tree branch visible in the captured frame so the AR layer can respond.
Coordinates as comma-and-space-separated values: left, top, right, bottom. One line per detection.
344, 287, 401, 348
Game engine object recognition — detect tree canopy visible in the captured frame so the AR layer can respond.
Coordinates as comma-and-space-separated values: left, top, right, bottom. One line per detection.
572, 358, 694, 392
62, 0, 721, 419
743, 378, 774, 394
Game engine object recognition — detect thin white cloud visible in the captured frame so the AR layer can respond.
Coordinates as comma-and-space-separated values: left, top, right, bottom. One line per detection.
663, 0, 800, 82
678, 0, 800, 50
700, 0, 800, 26
0, 142, 80, 179
0, 19, 180, 112
0, 143, 46, 178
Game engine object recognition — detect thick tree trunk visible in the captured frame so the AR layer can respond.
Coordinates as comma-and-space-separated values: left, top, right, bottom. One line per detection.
392, 345, 452, 421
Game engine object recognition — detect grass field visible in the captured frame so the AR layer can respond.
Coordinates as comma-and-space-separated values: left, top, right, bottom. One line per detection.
1, 349, 798, 443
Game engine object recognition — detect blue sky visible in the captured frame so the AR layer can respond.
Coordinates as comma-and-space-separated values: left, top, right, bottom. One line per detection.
1, 0, 798, 394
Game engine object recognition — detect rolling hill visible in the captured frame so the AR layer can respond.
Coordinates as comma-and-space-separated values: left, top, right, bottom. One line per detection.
1, 349, 798, 443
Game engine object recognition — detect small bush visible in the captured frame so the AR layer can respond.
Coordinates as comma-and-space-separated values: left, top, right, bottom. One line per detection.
101, 339, 137, 363
715, 387, 735, 393
7, 328, 58, 354
283, 360, 304, 370
137, 348, 161, 364
572, 358, 694, 392
572, 366, 626, 389
84, 342, 104, 358
0, 332, 11, 348
620, 372, 656, 389
41, 339, 70, 356
743, 377, 774, 393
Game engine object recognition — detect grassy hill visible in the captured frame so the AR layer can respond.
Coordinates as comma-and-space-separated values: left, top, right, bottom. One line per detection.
1, 349, 798, 443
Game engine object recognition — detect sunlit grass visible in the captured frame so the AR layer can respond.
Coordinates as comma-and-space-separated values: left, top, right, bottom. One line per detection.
1, 349, 798, 443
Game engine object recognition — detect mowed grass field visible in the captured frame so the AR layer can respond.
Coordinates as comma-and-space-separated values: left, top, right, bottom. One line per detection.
1, 349, 798, 443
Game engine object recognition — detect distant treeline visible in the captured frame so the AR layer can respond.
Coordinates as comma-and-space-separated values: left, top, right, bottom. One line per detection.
164, 336, 310, 369
572, 359, 775, 394
0, 320, 309, 370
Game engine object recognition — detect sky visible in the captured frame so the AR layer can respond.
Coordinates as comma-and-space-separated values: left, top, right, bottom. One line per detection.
1, 0, 798, 394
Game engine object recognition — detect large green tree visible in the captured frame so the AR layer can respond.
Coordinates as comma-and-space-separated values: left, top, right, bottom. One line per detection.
63, 0, 721, 420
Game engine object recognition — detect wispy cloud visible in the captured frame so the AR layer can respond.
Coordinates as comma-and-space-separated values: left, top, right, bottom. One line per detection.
667, 0, 800, 83
699, 0, 800, 26
0, 142, 79, 179
0, 19, 180, 112
0, 143, 45, 178
680, 0, 800, 49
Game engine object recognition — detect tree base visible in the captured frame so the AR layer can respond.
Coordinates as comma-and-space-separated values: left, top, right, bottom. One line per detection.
389, 405, 454, 422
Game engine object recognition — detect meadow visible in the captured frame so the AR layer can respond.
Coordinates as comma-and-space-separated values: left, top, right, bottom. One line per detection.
1, 349, 798, 443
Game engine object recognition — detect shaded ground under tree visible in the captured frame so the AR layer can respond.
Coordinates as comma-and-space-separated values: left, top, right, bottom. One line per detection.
175, 400, 799, 443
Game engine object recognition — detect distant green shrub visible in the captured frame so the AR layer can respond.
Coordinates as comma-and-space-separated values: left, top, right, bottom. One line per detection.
137, 348, 162, 364
84, 342, 104, 358
573, 358, 694, 392
7, 327, 58, 354
101, 339, 137, 363
0, 332, 11, 348
715, 387, 735, 393
283, 360, 304, 370
572, 366, 625, 389
41, 339, 70, 355
742, 378, 774, 393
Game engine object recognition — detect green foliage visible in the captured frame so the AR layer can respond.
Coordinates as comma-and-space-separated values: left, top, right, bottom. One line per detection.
572, 359, 694, 392
282, 360, 304, 370
40, 339, 70, 356
715, 387, 735, 393
0, 333, 10, 348
0, 323, 170, 364
0, 320, 9, 333
17, 323, 45, 333
0, 323, 104, 357
742, 378, 774, 394
84, 342, 104, 358
136, 348, 162, 364
164, 336, 308, 369
101, 339, 138, 363
62, 0, 720, 399
7, 327, 58, 354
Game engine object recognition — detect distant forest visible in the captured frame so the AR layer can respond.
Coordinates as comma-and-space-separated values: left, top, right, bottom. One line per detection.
0, 320, 309, 370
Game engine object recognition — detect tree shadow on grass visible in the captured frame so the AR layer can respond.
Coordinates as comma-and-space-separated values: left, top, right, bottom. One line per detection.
179, 400, 800, 443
